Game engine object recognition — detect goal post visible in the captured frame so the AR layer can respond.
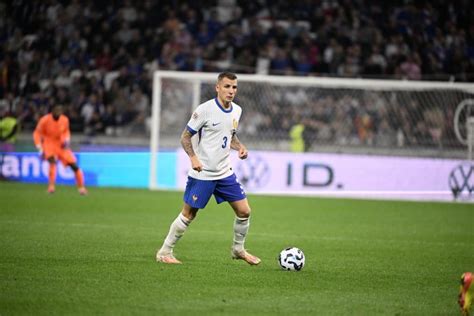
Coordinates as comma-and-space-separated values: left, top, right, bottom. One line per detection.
149, 71, 474, 190
468, 117, 474, 160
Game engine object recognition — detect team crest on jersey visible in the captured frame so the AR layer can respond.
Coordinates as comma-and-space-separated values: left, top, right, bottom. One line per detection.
192, 112, 198, 119
192, 194, 198, 201
233, 119, 238, 129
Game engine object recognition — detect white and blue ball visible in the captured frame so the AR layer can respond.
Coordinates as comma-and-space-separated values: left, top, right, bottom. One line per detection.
278, 247, 305, 271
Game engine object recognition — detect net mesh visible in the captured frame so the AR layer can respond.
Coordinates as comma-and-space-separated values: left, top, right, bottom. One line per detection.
156, 75, 474, 156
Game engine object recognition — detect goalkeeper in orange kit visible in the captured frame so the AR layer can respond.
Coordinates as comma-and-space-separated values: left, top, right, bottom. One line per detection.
33, 104, 87, 195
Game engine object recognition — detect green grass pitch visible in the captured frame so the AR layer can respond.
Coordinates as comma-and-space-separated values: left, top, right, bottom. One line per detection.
0, 182, 472, 315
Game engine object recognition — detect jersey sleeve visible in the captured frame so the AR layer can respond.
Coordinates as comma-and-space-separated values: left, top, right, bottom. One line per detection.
186, 104, 207, 135
236, 107, 242, 132
33, 116, 46, 146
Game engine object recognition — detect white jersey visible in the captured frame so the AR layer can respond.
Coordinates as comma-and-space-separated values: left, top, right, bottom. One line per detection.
186, 98, 242, 180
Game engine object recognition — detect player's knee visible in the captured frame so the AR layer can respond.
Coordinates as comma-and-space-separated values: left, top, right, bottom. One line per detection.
47, 157, 56, 164
237, 206, 251, 218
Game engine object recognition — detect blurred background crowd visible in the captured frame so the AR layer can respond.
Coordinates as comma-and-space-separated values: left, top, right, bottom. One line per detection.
0, 0, 473, 151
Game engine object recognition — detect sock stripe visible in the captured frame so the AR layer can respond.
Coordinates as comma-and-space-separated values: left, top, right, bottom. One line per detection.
235, 217, 249, 224
179, 214, 191, 226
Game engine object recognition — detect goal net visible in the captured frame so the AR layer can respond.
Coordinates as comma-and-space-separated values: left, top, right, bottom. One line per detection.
149, 71, 474, 189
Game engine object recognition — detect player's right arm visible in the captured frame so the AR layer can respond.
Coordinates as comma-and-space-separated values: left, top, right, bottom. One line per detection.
33, 116, 46, 153
182, 105, 207, 172
180, 128, 203, 172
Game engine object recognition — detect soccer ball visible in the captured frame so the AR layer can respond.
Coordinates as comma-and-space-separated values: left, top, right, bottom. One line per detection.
278, 247, 305, 271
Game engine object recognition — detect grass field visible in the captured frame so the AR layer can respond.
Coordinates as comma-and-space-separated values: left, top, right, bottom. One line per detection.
0, 182, 473, 315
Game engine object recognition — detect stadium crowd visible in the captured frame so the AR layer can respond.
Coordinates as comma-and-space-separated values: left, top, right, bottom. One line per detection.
0, 0, 473, 148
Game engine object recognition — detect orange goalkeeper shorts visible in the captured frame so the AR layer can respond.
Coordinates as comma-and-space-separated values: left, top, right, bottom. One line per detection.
43, 145, 77, 166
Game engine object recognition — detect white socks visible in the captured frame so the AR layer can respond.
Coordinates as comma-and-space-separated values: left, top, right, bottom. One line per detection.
159, 214, 250, 255
159, 213, 192, 255
233, 216, 250, 252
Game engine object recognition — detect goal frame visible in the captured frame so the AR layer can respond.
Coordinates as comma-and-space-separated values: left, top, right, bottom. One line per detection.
149, 70, 474, 190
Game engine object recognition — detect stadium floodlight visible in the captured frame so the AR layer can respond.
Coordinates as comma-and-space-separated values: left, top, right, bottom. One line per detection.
150, 71, 474, 190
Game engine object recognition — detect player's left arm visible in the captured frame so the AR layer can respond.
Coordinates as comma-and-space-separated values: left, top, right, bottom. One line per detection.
231, 133, 248, 159
60, 118, 71, 148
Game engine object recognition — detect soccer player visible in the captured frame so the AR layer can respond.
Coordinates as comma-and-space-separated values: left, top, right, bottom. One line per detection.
459, 272, 473, 316
33, 104, 87, 195
0, 107, 19, 152
156, 72, 261, 265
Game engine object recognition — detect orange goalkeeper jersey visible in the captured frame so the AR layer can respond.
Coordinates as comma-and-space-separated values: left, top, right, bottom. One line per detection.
33, 114, 71, 149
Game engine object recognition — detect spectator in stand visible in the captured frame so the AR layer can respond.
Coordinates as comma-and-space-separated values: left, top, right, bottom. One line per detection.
81, 93, 105, 136
0, 106, 19, 152
399, 54, 422, 80
95, 44, 113, 71
270, 48, 292, 74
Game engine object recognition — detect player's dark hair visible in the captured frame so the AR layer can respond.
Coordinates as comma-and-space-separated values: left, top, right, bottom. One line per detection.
218, 72, 237, 82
